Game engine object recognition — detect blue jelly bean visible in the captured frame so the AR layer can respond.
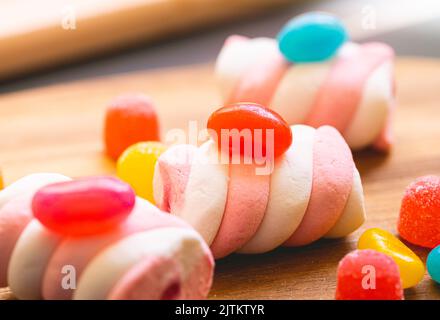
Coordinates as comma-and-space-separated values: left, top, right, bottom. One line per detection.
427, 245, 440, 284
277, 12, 348, 63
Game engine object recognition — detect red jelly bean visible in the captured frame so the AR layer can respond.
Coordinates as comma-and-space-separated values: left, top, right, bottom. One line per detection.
398, 175, 440, 248
104, 94, 160, 160
207, 103, 292, 159
336, 249, 403, 300
32, 176, 135, 237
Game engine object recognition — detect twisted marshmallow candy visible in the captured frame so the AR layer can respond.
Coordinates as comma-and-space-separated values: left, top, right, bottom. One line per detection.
154, 125, 366, 259
215, 36, 395, 151
0, 173, 213, 300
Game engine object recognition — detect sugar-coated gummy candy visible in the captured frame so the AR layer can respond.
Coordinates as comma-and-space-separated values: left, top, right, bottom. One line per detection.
117, 141, 166, 204
104, 94, 160, 160
358, 228, 424, 288
207, 103, 292, 158
277, 12, 348, 63
32, 176, 135, 237
336, 249, 403, 300
398, 175, 440, 248
427, 245, 440, 284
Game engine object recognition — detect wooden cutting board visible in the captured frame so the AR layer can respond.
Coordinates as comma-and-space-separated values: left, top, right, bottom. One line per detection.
0, 0, 291, 80
1, 58, 440, 300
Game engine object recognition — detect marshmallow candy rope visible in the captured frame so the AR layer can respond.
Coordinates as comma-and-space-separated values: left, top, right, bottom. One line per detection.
0, 174, 214, 300
215, 36, 395, 151
154, 125, 366, 259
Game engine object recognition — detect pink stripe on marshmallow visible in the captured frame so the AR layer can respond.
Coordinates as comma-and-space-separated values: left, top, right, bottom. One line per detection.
227, 42, 289, 106
209, 163, 270, 258
306, 42, 395, 134
108, 256, 182, 300
284, 126, 353, 246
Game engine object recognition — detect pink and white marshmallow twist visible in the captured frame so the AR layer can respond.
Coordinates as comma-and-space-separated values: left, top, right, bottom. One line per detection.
215, 36, 395, 151
0, 173, 214, 300
154, 125, 366, 259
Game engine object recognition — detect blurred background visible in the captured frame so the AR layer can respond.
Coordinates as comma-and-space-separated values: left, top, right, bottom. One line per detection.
1, 0, 440, 93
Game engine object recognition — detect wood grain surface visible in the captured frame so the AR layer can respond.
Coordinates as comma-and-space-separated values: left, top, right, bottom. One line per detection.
0, 58, 440, 300
0, 0, 291, 80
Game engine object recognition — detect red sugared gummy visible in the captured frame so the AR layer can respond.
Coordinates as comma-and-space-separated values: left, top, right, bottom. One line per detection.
398, 175, 440, 248
104, 94, 160, 160
335, 249, 403, 300
32, 176, 135, 237
207, 103, 292, 158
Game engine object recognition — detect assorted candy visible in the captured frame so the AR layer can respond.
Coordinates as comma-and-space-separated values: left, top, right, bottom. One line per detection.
277, 12, 348, 63
32, 176, 135, 236
358, 228, 424, 288
398, 175, 440, 248
2, 11, 439, 300
154, 123, 364, 258
0, 174, 214, 300
117, 141, 167, 203
427, 245, 440, 284
216, 35, 395, 152
335, 249, 403, 300
207, 103, 292, 158
104, 94, 160, 160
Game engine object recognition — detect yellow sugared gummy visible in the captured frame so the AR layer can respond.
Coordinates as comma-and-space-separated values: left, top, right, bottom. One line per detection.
117, 141, 166, 204
358, 228, 425, 288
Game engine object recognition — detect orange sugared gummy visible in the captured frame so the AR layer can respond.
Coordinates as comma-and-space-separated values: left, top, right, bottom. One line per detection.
398, 175, 440, 248
207, 103, 292, 159
104, 94, 160, 160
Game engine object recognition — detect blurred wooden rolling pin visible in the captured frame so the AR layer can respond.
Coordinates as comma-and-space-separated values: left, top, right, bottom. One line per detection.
0, 0, 292, 80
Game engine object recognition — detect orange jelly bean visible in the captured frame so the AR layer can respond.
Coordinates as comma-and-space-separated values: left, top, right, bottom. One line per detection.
32, 176, 135, 237
207, 103, 292, 158
104, 94, 160, 160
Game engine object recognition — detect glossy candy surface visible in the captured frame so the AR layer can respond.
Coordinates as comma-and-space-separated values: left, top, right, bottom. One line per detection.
32, 176, 135, 236
335, 249, 403, 300
427, 245, 440, 284
398, 175, 440, 248
358, 228, 424, 288
207, 103, 292, 159
277, 12, 348, 63
104, 94, 160, 160
117, 141, 167, 203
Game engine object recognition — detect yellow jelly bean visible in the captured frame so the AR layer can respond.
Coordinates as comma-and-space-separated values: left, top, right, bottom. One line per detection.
0, 171, 3, 190
358, 228, 425, 289
116, 141, 166, 204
